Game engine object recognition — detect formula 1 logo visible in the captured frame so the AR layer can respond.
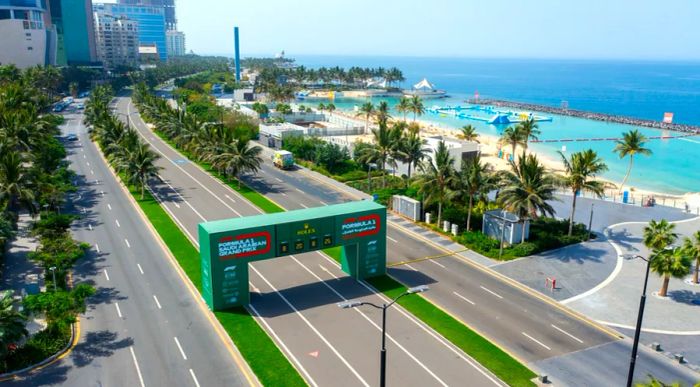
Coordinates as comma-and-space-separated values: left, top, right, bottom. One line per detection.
341, 214, 381, 239
218, 231, 271, 259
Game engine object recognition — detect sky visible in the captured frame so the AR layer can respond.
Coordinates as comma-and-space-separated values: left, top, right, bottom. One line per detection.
176, 0, 700, 60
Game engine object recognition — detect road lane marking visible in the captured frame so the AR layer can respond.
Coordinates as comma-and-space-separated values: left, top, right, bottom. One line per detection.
429, 259, 446, 269
83, 154, 86, 159
249, 264, 370, 387
174, 337, 187, 360
248, 281, 260, 293
290, 255, 449, 387
296, 188, 304, 193
115, 220, 121, 227
103, 269, 110, 281
453, 291, 475, 305
129, 347, 146, 387
225, 194, 236, 203
189, 369, 201, 387
125, 239, 131, 248
173, 202, 180, 208
387, 236, 398, 243
319, 264, 338, 279
137, 263, 144, 274
551, 324, 584, 343
275, 177, 283, 182
88, 223, 92, 231
107, 203, 112, 210
86, 162, 90, 166
100, 190, 104, 196
153, 295, 162, 309
319, 201, 327, 206
280, 192, 287, 196
95, 244, 100, 253
299, 203, 309, 209
480, 285, 503, 299
522, 332, 551, 350
156, 174, 210, 220
115, 303, 123, 318
90, 169, 94, 175
404, 263, 419, 271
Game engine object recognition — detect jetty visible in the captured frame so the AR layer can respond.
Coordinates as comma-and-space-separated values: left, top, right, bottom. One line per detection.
466, 98, 700, 134
531, 132, 698, 144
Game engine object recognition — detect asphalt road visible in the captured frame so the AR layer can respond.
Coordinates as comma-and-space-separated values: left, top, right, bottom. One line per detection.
118, 97, 505, 386
7, 109, 254, 386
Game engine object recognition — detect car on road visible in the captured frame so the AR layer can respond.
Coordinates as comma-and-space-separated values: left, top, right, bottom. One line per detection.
76, 103, 85, 110
66, 134, 78, 141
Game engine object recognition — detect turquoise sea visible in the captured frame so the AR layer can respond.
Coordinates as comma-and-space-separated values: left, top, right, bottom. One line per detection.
293, 56, 700, 195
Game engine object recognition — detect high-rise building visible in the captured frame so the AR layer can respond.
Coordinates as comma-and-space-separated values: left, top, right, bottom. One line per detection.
117, 0, 175, 31
94, 3, 167, 62
48, 0, 98, 65
93, 13, 139, 69
166, 29, 185, 57
0, 0, 55, 68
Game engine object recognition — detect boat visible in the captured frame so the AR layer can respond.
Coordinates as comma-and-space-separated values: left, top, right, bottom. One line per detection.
403, 78, 447, 99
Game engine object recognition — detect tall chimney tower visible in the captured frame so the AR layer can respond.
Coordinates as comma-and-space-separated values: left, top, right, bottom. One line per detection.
234, 26, 241, 82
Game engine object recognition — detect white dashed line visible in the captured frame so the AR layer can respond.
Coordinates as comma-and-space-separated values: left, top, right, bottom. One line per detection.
95, 244, 100, 253
480, 285, 503, 299
103, 269, 110, 281
125, 239, 131, 248
107, 203, 112, 210
90, 169, 94, 175
319, 201, 327, 206
225, 194, 236, 203
404, 263, 419, 272
137, 263, 144, 274
275, 177, 283, 182
299, 203, 309, 209
83, 154, 86, 159
86, 162, 90, 166
387, 236, 398, 243
280, 192, 287, 196
100, 190, 104, 196
153, 295, 162, 309
296, 188, 304, 193
173, 337, 187, 360
88, 223, 92, 231
522, 332, 551, 350
551, 324, 584, 344
453, 291, 475, 305
429, 259, 446, 269
129, 347, 146, 387
115, 303, 123, 318
115, 220, 121, 228
319, 264, 338, 279
189, 369, 201, 387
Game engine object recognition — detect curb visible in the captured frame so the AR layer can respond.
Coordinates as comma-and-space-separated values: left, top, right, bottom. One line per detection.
91, 135, 261, 387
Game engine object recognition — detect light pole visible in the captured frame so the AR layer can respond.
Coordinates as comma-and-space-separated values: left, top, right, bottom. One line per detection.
625, 249, 669, 387
338, 285, 429, 387
588, 203, 594, 240
49, 266, 57, 292
114, 112, 131, 128
367, 163, 377, 192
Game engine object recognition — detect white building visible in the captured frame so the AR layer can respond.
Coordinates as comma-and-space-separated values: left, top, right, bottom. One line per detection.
424, 135, 480, 170
93, 13, 139, 69
166, 29, 185, 57
0, 0, 54, 68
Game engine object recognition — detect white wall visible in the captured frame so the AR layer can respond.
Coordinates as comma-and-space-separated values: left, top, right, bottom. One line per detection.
0, 20, 46, 68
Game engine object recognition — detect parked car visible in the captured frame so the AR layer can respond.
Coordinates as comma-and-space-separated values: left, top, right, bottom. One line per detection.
66, 134, 78, 141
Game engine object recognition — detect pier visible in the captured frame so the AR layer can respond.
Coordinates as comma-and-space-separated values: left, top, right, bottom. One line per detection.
530, 132, 698, 144
467, 98, 700, 134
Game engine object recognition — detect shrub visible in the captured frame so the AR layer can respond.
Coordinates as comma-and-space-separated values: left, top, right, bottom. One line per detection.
511, 242, 538, 256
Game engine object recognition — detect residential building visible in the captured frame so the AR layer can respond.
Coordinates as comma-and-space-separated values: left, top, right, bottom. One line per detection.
93, 13, 139, 69
48, 0, 98, 65
94, 2, 167, 61
166, 29, 185, 57
0, 0, 55, 68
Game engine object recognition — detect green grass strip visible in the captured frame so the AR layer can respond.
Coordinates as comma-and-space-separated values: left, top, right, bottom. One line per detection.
129, 187, 305, 386
323, 248, 535, 387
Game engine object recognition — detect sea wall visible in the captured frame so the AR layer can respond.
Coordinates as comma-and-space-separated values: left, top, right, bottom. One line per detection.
467, 99, 700, 134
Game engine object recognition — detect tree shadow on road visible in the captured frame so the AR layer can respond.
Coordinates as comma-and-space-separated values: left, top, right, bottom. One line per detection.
667, 289, 700, 306
72, 330, 134, 368
606, 228, 642, 252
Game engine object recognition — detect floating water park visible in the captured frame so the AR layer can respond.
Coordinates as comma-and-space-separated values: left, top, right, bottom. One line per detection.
427, 104, 554, 125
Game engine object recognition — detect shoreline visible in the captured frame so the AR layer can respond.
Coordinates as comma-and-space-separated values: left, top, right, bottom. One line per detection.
467, 98, 700, 134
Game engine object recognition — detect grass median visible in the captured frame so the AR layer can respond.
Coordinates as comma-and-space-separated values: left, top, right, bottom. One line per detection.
323, 247, 536, 387
131, 187, 305, 387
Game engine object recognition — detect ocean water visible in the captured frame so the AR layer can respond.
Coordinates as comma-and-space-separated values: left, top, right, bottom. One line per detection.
293, 56, 700, 195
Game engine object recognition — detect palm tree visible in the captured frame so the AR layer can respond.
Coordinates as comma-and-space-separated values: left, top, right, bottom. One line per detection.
0, 290, 27, 368
375, 101, 392, 125
358, 122, 394, 188
650, 247, 691, 297
0, 151, 35, 212
499, 126, 526, 157
326, 103, 336, 115
498, 152, 558, 242
454, 156, 495, 231
396, 96, 411, 122
410, 95, 425, 122
120, 143, 161, 199
398, 131, 429, 181
516, 118, 540, 150
614, 129, 652, 194
356, 102, 375, 134
317, 103, 326, 112
643, 219, 678, 252
682, 231, 700, 284
207, 139, 263, 188
457, 125, 479, 143
415, 141, 456, 226
559, 149, 608, 236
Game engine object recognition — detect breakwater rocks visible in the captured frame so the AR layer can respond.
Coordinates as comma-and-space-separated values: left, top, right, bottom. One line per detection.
466, 99, 700, 134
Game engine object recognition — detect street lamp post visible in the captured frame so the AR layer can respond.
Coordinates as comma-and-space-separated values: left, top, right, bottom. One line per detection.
49, 266, 57, 292
588, 204, 595, 241
338, 285, 429, 387
367, 163, 376, 193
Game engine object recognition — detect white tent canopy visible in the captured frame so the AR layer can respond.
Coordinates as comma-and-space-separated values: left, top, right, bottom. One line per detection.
413, 78, 435, 90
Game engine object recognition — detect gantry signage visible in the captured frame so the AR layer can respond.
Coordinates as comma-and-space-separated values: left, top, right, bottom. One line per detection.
199, 201, 387, 310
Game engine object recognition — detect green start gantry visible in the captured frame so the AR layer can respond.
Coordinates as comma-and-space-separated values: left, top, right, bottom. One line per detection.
198, 201, 387, 310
